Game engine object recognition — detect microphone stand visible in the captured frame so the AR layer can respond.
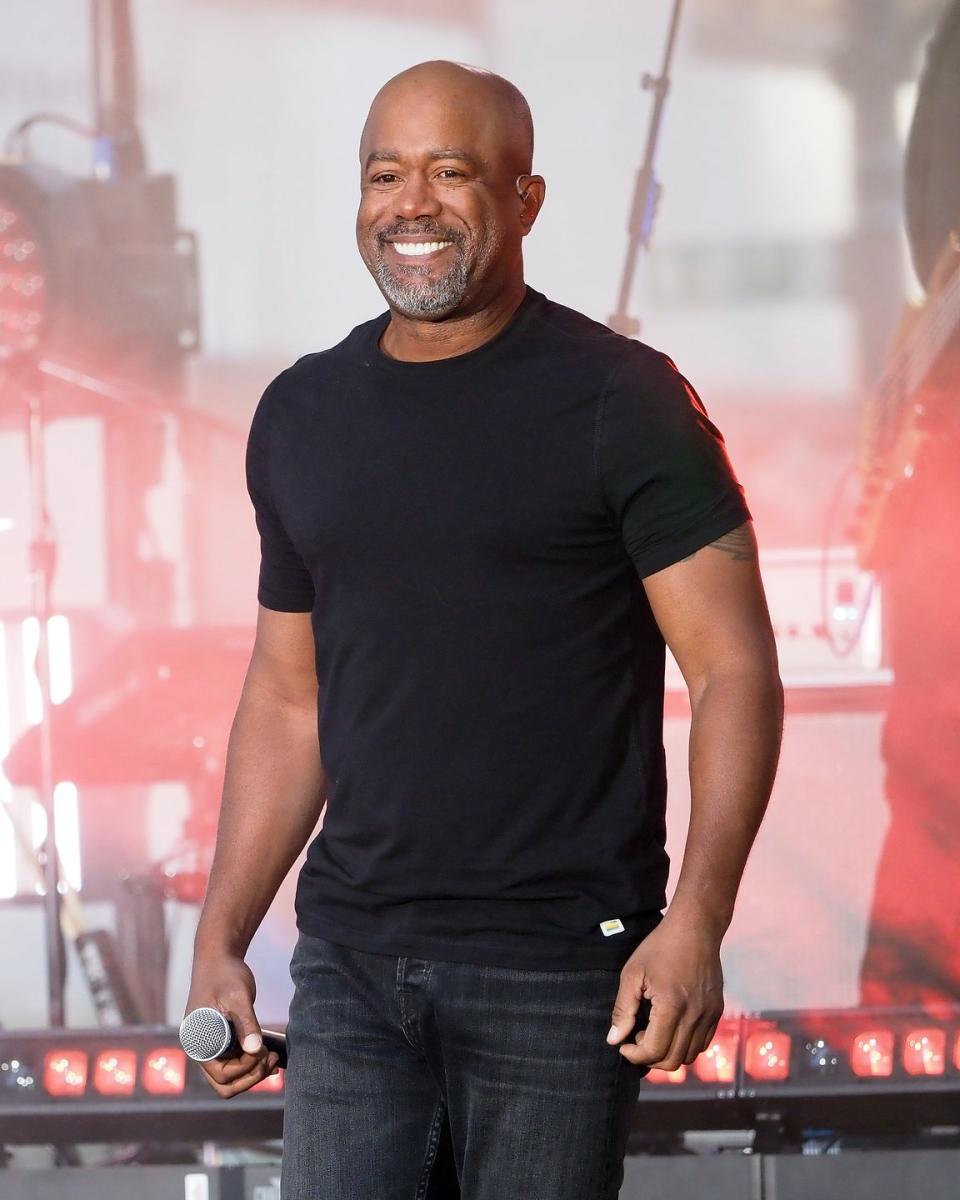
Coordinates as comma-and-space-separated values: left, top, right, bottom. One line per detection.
608, 0, 684, 338
2, 350, 67, 1026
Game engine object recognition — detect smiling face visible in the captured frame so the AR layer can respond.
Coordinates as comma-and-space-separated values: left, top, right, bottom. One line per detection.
356, 63, 541, 320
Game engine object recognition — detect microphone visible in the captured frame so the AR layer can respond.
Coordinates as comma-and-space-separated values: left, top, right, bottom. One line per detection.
179, 1006, 288, 1069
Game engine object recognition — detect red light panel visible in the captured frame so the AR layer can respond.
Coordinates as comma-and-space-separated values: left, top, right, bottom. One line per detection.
851, 1029, 894, 1077
93, 1049, 137, 1096
141, 1047, 186, 1095
251, 1068, 285, 1093
694, 1032, 737, 1084
744, 1030, 791, 1081
43, 1050, 88, 1097
644, 1065, 687, 1085
903, 1028, 946, 1077
0, 196, 49, 353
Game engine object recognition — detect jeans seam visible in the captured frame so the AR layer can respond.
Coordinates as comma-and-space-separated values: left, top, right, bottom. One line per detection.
414, 1095, 447, 1200
595, 1048, 624, 1199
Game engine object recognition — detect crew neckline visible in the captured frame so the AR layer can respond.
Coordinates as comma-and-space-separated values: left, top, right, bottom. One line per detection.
369, 285, 541, 372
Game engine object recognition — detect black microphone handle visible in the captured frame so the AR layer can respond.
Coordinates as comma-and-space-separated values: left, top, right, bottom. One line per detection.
221, 1023, 288, 1070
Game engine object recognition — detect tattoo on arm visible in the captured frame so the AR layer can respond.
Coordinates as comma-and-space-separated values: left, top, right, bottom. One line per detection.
682, 524, 754, 563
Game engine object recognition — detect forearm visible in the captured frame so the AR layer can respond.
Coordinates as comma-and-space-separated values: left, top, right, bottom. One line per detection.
194, 687, 326, 959
667, 662, 783, 940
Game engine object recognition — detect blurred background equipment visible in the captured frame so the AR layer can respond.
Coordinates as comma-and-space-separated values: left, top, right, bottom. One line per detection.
0, 161, 198, 371
856, 0, 960, 1012
1, 0, 200, 1035
607, 0, 683, 339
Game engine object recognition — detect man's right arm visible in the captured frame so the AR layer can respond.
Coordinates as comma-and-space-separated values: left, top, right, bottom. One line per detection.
186, 605, 324, 1097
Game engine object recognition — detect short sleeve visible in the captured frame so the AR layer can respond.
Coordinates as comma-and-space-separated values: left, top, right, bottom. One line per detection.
596, 348, 751, 578
245, 374, 316, 612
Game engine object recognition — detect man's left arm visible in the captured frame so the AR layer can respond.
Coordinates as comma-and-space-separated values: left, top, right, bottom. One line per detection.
607, 519, 783, 1069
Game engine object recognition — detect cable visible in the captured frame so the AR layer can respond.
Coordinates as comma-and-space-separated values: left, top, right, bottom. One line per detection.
819, 459, 876, 659
3, 112, 97, 159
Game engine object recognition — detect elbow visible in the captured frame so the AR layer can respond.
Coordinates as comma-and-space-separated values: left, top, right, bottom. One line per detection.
689, 648, 783, 717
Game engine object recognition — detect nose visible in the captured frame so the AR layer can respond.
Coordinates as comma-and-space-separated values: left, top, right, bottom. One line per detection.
394, 170, 442, 221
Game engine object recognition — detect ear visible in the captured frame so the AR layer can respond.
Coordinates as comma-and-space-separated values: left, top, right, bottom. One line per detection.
517, 174, 546, 232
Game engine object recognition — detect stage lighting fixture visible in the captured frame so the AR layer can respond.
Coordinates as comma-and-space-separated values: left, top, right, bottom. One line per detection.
1, 1028, 284, 1144
694, 1031, 738, 1084
903, 1028, 946, 1077
738, 1008, 960, 1137
851, 1029, 895, 1077
744, 1027, 791, 1081
42, 1049, 88, 1098
3, 1010, 960, 1147
0, 1056, 36, 1097
0, 188, 49, 352
141, 1047, 186, 1096
92, 1049, 137, 1096
801, 1036, 842, 1076
0, 160, 198, 367
0, 163, 81, 357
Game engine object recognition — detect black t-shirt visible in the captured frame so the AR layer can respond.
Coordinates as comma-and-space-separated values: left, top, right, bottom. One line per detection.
246, 285, 750, 970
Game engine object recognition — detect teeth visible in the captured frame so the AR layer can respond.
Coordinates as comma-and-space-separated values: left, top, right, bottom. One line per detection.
392, 241, 453, 256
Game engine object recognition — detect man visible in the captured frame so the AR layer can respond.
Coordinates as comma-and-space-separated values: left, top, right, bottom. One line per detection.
186, 60, 783, 1200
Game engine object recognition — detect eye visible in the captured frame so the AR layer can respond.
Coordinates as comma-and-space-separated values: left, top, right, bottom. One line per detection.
370, 173, 401, 185
436, 169, 465, 179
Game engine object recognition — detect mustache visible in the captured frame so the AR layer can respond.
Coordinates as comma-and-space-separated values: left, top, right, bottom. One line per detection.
376, 224, 464, 244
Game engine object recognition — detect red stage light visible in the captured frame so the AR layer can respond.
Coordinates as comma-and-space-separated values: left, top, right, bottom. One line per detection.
954, 1032, 960, 1072
92, 1049, 136, 1096
43, 1050, 88, 1097
694, 1032, 737, 1084
744, 1030, 791, 1081
645, 1065, 687, 1084
850, 1029, 894, 1077
141, 1047, 186, 1095
251, 1068, 285, 1093
903, 1028, 946, 1076
0, 195, 49, 354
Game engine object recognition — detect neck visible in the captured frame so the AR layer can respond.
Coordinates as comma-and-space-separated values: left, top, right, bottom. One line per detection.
379, 276, 528, 363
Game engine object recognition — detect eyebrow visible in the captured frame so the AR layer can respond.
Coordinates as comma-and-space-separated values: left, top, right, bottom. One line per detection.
364, 147, 486, 171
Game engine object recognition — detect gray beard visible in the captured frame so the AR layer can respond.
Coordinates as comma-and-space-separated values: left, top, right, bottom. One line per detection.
373, 248, 469, 318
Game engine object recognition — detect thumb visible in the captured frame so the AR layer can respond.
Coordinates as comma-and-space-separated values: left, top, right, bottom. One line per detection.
225, 1001, 263, 1054
606, 982, 642, 1045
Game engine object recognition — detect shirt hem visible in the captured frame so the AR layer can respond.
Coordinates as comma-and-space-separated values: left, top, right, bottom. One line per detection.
295, 911, 661, 972
257, 589, 315, 613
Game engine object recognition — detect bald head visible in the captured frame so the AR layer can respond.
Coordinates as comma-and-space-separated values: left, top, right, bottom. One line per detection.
355, 60, 545, 322
361, 60, 534, 177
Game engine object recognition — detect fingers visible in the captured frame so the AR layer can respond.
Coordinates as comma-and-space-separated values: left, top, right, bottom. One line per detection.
619, 1002, 724, 1071
200, 1049, 280, 1098
618, 996, 685, 1066
685, 1009, 723, 1064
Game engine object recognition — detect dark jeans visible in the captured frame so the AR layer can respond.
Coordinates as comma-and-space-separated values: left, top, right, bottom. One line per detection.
281, 931, 648, 1199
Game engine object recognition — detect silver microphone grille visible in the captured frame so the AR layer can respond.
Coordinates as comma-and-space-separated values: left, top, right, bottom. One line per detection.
179, 1006, 232, 1061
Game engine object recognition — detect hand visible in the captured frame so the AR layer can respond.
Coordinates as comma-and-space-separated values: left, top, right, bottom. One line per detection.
185, 953, 280, 1098
605, 912, 724, 1071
